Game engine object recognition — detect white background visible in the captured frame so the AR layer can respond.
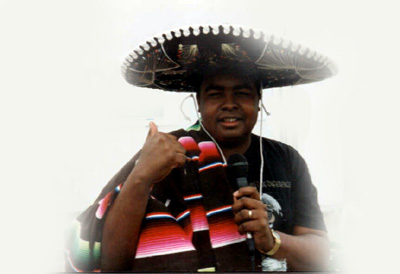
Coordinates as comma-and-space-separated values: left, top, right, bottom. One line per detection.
1, 0, 399, 273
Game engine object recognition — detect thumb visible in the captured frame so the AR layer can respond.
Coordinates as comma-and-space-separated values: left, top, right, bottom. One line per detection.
147, 121, 158, 139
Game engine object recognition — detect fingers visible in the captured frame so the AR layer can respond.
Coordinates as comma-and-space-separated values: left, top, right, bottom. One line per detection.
165, 136, 186, 157
233, 186, 260, 201
138, 122, 188, 184
233, 208, 268, 225
146, 122, 185, 154
233, 207, 274, 253
147, 121, 158, 139
232, 194, 269, 236
234, 208, 254, 223
140, 122, 187, 172
237, 217, 269, 235
147, 123, 183, 148
233, 205, 270, 237
157, 140, 186, 168
175, 154, 188, 168
147, 122, 176, 142
232, 195, 265, 214
174, 141, 187, 155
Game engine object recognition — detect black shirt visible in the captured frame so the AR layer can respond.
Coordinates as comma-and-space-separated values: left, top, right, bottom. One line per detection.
245, 134, 326, 234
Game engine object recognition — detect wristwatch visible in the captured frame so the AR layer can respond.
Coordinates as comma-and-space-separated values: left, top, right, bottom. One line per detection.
259, 229, 281, 256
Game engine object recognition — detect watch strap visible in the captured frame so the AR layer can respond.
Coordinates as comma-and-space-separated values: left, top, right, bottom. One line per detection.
259, 229, 281, 256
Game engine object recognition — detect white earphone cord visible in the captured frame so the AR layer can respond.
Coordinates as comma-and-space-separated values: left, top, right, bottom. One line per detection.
259, 96, 264, 196
258, 85, 270, 197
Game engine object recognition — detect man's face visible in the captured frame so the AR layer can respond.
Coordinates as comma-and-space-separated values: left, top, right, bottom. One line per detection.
197, 73, 259, 145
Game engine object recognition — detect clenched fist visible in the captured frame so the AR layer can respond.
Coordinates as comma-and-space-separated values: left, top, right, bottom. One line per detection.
132, 122, 187, 186
232, 186, 275, 254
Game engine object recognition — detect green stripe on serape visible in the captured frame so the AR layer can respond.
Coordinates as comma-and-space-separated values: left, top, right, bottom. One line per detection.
68, 219, 101, 271
186, 121, 201, 131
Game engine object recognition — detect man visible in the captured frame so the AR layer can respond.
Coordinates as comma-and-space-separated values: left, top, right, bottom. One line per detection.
65, 24, 337, 272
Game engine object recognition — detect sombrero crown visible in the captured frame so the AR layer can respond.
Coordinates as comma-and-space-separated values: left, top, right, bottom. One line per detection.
122, 24, 337, 92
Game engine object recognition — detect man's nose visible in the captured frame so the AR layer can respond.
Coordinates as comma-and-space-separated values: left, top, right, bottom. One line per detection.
221, 93, 238, 110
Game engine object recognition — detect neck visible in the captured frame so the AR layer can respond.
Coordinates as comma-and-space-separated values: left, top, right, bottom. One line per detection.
220, 135, 252, 160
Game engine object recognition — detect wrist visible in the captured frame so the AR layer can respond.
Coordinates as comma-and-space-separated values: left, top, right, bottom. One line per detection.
127, 166, 155, 188
258, 229, 281, 256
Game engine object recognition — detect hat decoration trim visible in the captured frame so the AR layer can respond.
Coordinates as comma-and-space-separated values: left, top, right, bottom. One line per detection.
122, 24, 337, 92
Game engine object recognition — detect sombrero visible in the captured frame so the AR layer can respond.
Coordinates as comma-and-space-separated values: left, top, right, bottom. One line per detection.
121, 24, 337, 92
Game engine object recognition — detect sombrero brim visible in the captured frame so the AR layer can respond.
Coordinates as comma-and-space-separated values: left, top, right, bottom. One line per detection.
121, 24, 338, 92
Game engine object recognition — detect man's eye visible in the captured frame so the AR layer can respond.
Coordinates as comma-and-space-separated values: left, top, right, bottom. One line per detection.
208, 91, 221, 97
236, 91, 251, 96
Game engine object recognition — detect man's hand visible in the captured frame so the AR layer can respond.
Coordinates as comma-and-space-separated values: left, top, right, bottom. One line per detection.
232, 186, 275, 253
133, 122, 187, 185
232, 187, 330, 271
102, 122, 187, 271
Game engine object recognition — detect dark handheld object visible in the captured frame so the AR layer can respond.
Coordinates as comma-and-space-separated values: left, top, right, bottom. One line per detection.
228, 154, 249, 188
228, 154, 255, 271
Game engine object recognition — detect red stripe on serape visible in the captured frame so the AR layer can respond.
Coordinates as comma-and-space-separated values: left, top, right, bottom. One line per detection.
178, 136, 200, 158
186, 199, 209, 231
198, 141, 223, 166
178, 213, 193, 239
208, 210, 246, 248
135, 217, 195, 259
95, 192, 112, 219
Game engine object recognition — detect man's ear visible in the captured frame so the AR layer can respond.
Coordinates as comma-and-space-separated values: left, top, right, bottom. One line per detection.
196, 93, 201, 112
256, 97, 261, 111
